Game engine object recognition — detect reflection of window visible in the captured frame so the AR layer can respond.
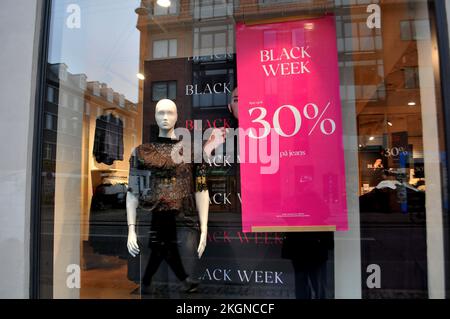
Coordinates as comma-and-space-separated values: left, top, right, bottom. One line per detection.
72, 120, 78, 134
67, 95, 73, 108
59, 65, 68, 81
93, 82, 100, 96
61, 92, 68, 107
152, 81, 177, 101
73, 96, 82, 112
404, 67, 419, 89
339, 60, 386, 102
154, 0, 178, 15
47, 86, 56, 103
194, 24, 234, 59
61, 118, 67, 132
43, 143, 53, 160
400, 20, 430, 41
79, 76, 87, 90
340, 83, 386, 102
119, 95, 125, 108
106, 89, 113, 102
45, 114, 53, 130
193, 0, 234, 19
192, 67, 234, 108
401, 21, 413, 40
73, 97, 79, 111
153, 39, 177, 58
335, 16, 382, 53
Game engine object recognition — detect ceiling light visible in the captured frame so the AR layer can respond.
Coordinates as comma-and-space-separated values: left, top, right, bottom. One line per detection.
408, 101, 416, 106
369, 136, 375, 141
387, 121, 393, 127
157, 0, 171, 8
137, 73, 145, 80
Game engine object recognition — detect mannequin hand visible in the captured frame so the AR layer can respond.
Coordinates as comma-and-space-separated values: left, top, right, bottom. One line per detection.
127, 228, 140, 257
197, 231, 207, 259
204, 127, 226, 156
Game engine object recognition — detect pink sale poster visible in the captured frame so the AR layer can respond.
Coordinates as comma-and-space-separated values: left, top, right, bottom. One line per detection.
236, 15, 348, 233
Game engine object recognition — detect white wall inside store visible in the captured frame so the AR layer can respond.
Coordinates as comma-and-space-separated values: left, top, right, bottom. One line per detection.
0, 0, 42, 298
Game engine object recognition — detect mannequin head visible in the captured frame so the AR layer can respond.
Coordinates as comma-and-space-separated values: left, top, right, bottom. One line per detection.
155, 99, 178, 138
227, 87, 239, 119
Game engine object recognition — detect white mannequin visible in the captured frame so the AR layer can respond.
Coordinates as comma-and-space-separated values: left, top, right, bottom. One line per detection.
126, 99, 210, 259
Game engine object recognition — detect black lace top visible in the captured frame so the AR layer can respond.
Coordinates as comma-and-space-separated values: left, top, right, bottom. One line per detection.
128, 136, 208, 214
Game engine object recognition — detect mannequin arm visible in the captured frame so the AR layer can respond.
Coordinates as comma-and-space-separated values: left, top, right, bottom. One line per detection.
195, 190, 209, 259
126, 191, 140, 257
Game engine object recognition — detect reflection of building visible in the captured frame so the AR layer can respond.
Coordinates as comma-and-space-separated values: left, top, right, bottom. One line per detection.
137, 1, 237, 140
43, 62, 142, 247
132, 0, 433, 299
137, 0, 239, 215
135, 0, 424, 209
42, 63, 87, 205
353, 2, 424, 193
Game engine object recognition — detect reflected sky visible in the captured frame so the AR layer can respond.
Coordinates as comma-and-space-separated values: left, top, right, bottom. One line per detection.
49, 0, 140, 103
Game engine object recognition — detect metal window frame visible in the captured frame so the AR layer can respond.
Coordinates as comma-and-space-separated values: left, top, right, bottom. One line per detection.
30, 0, 52, 299
432, 0, 450, 299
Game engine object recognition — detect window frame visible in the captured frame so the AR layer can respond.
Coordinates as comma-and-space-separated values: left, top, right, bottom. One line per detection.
151, 80, 178, 102
152, 39, 178, 59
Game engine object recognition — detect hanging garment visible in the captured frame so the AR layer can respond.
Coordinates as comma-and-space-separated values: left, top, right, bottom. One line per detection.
88, 182, 129, 258
281, 232, 334, 299
93, 113, 124, 165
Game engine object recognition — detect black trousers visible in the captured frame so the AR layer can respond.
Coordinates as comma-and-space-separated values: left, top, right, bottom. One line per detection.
291, 260, 331, 299
142, 211, 188, 285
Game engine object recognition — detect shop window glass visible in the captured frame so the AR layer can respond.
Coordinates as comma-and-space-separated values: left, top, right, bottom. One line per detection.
35, 0, 449, 300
